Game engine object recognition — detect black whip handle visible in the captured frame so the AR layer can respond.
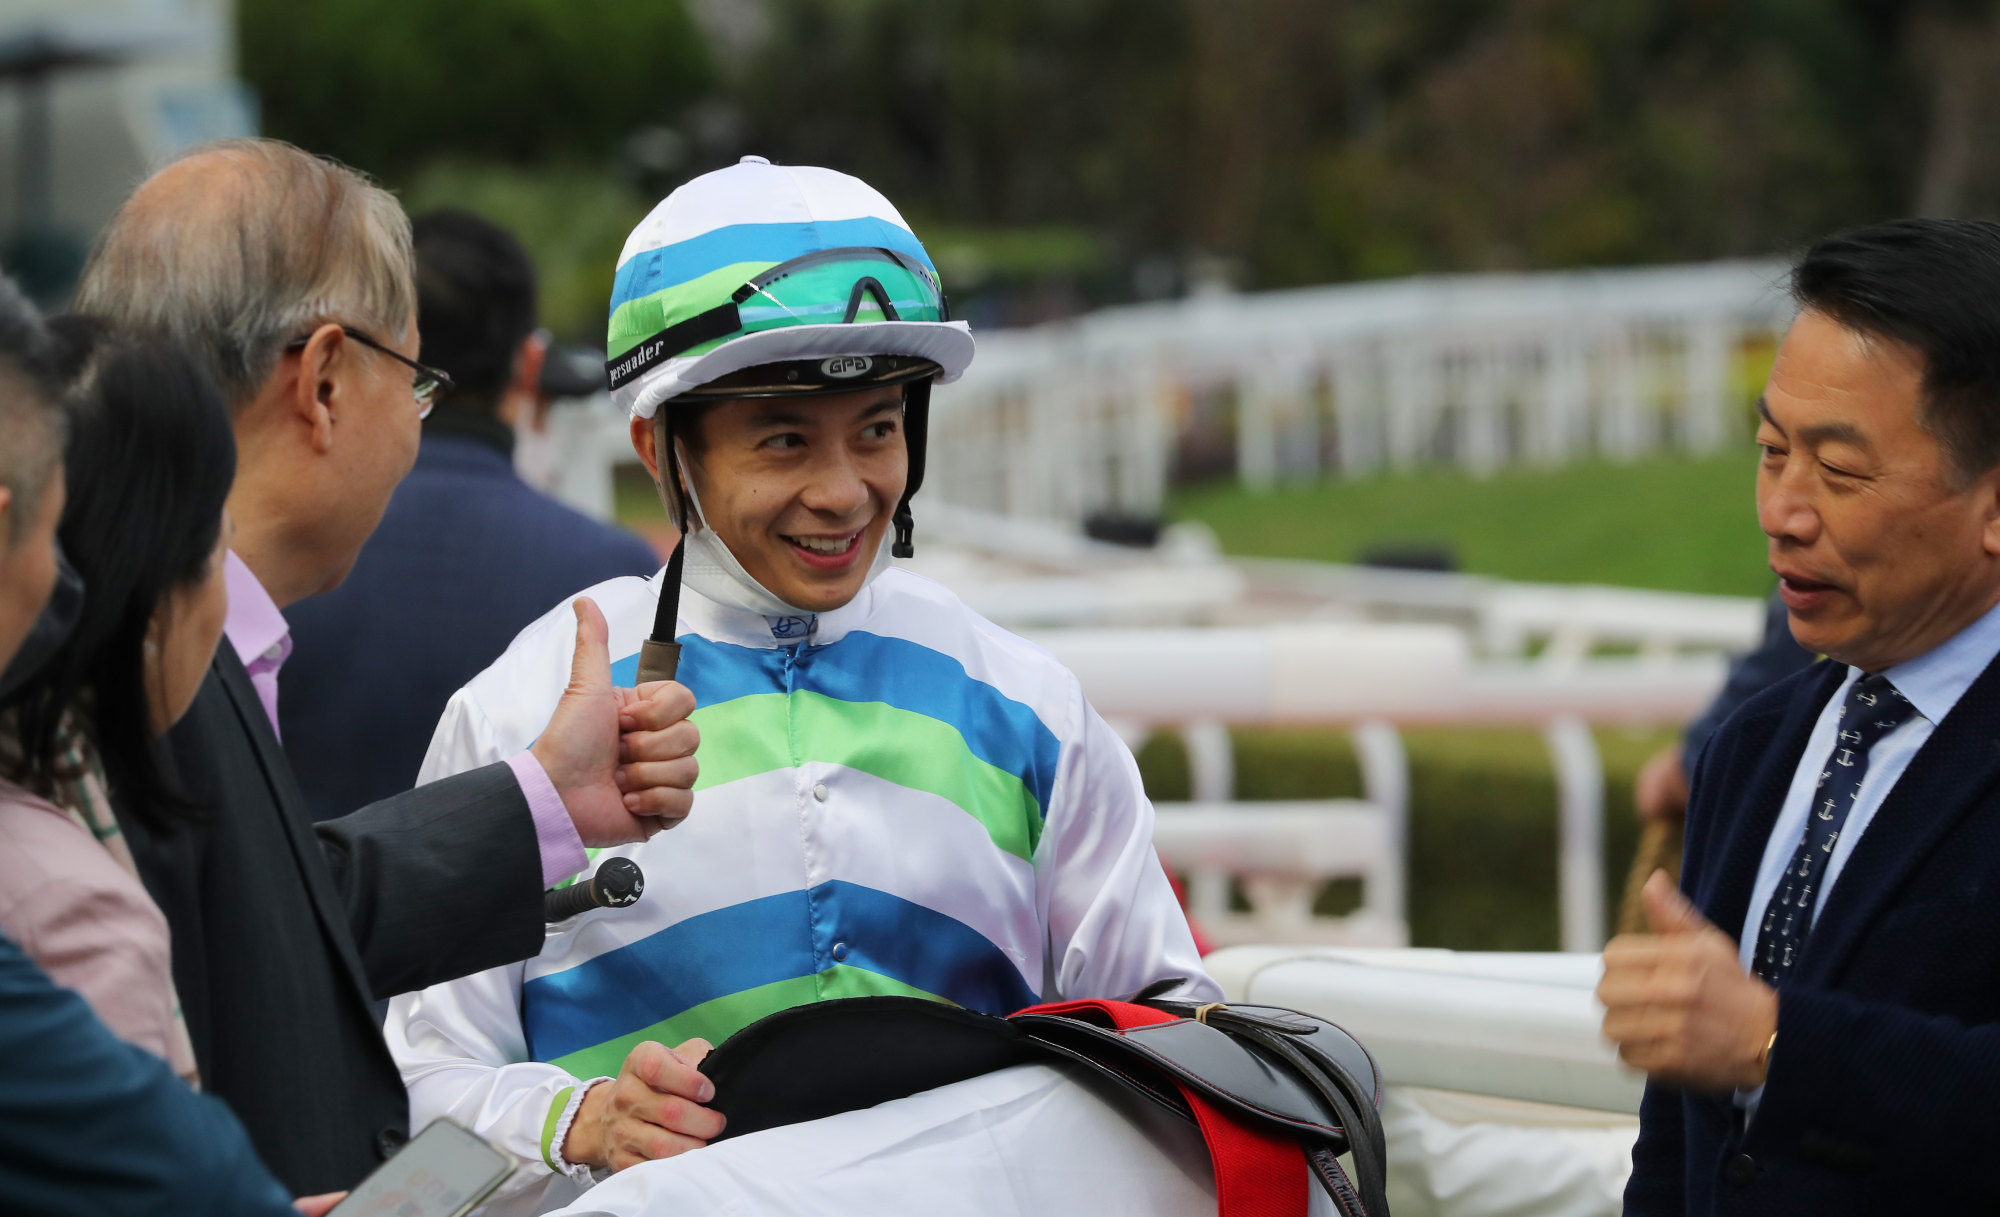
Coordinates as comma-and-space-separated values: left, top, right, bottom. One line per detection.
544, 856, 646, 923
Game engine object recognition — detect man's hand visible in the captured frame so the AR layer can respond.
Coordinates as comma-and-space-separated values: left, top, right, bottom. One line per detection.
293, 1195, 346, 1216
1597, 870, 1778, 1090
531, 598, 699, 846
563, 1039, 723, 1172
1634, 745, 1690, 823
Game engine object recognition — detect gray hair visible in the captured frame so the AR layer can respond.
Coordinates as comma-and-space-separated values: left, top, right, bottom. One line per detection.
0, 275, 63, 542
75, 137, 415, 411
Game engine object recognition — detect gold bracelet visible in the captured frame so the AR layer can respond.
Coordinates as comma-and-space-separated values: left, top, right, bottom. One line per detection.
1754, 1031, 1777, 1075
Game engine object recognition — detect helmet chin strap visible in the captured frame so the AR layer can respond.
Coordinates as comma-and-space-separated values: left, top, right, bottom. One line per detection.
634, 411, 689, 684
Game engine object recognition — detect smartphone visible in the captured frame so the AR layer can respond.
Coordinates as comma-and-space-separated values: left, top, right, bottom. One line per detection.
327, 1119, 515, 1217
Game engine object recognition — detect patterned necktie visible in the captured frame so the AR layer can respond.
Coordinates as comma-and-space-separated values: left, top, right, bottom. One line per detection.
1751, 673, 1917, 985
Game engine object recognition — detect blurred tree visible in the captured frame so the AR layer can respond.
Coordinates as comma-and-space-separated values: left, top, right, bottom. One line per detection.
737, 0, 1192, 292
238, 0, 713, 176
235, 0, 2000, 318
1900, 0, 2000, 216
729, 0, 1937, 298
401, 163, 651, 344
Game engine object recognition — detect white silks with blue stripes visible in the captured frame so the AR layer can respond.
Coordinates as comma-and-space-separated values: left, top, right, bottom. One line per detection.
383, 565, 1218, 1213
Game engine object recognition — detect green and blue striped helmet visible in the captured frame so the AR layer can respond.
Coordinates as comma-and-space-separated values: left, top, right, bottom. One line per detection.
606, 156, 975, 419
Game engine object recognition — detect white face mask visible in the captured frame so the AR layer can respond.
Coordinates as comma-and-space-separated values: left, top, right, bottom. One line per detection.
671, 441, 894, 623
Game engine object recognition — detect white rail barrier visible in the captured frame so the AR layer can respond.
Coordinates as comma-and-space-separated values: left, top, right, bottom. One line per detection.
540, 261, 1795, 532
928, 260, 1794, 521
1206, 946, 1639, 1114
1153, 800, 1407, 947
1044, 624, 1727, 951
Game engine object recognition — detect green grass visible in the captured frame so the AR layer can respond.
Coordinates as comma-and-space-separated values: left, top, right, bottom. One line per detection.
1169, 451, 1773, 597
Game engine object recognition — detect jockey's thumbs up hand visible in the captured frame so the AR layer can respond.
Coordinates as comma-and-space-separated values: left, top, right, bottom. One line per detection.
1597, 871, 1778, 1091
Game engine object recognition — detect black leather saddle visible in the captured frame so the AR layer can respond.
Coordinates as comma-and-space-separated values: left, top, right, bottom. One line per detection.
698, 987, 1390, 1217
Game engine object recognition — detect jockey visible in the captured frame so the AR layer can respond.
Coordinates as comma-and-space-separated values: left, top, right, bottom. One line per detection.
384, 157, 1218, 1212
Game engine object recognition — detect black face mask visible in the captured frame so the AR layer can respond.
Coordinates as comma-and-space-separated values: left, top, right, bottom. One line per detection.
0, 542, 84, 706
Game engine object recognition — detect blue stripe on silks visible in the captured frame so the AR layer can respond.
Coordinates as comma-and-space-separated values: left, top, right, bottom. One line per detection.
677, 635, 789, 707
521, 883, 1038, 1063
610, 218, 936, 314
799, 632, 1061, 816
609, 637, 786, 706
613, 632, 1060, 812
524, 892, 813, 1064
813, 880, 1039, 1016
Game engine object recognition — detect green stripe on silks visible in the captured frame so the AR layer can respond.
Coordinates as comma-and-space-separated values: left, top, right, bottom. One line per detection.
605, 260, 776, 359
544, 965, 948, 1081
689, 691, 1044, 860
540, 1084, 576, 1170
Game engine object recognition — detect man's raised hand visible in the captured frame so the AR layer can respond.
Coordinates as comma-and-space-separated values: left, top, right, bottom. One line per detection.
530, 598, 698, 846
563, 1039, 724, 1172
1596, 870, 1778, 1091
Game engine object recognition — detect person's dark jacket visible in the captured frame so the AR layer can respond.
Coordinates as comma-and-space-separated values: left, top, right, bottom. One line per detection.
0, 929, 294, 1215
123, 642, 546, 1194
281, 422, 658, 819
1627, 653, 2000, 1214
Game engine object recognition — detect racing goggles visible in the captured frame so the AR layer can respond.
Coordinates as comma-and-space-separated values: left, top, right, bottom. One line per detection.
606, 246, 949, 392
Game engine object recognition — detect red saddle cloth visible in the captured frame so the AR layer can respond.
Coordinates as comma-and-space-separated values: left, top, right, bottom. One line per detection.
1019, 998, 1308, 1217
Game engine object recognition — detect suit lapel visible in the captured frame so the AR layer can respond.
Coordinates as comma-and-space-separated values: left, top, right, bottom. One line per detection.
208, 647, 379, 1006
1799, 648, 2000, 985
1694, 663, 1845, 938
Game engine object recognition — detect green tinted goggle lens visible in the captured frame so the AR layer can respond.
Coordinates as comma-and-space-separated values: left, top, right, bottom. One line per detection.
735, 248, 946, 333
606, 247, 950, 393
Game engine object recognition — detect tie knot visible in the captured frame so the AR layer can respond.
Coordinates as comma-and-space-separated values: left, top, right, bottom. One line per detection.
1838, 674, 1916, 744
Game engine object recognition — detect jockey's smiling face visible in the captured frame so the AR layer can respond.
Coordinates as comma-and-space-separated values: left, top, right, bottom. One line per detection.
635, 384, 909, 614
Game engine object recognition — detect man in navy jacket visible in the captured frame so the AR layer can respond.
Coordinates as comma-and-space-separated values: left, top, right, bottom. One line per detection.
281, 211, 658, 819
1603, 218, 2000, 1213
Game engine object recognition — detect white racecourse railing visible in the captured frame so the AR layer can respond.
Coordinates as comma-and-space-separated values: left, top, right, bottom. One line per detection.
1205, 946, 1638, 1114
926, 259, 1794, 520
1036, 625, 1727, 952
542, 259, 1796, 525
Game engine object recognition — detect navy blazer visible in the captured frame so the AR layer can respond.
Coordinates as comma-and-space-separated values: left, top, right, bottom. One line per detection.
1627, 651, 2000, 1213
281, 427, 659, 819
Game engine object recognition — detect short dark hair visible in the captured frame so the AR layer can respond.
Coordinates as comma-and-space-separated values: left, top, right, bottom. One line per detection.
412, 209, 538, 413
1792, 218, 2000, 484
3, 318, 237, 831
0, 275, 63, 542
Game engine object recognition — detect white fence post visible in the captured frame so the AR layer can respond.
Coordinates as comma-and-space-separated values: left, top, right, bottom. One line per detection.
1351, 720, 1409, 931
1545, 714, 1607, 952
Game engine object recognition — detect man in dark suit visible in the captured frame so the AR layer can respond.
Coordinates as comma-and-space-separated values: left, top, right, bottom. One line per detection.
1601, 217, 2000, 1214
71, 140, 703, 1195
281, 210, 659, 819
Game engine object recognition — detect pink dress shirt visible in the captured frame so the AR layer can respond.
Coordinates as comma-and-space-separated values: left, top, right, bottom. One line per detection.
224, 552, 585, 886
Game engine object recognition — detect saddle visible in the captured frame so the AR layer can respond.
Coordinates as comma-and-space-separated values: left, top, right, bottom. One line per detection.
697, 983, 1390, 1217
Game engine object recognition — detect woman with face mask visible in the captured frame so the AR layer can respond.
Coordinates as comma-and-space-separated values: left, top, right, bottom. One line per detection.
0, 319, 236, 1084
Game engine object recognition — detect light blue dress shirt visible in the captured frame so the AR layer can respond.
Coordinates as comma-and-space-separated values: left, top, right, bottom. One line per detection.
1732, 594, 2000, 1118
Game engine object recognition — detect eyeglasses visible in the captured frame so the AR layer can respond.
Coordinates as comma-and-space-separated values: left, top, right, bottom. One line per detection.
283, 326, 455, 419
